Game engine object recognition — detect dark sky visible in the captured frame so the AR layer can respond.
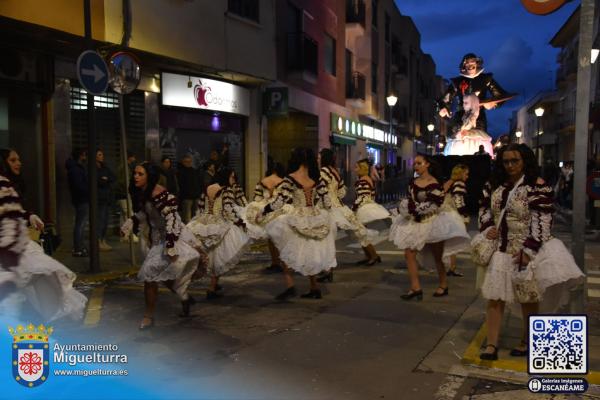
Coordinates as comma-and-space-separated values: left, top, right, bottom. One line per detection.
395, 0, 580, 137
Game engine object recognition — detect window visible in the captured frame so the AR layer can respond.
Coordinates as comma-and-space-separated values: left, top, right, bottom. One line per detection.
228, 0, 259, 23
372, 0, 378, 28
324, 34, 336, 76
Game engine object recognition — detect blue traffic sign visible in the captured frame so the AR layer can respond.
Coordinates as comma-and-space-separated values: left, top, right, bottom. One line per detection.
76, 50, 109, 95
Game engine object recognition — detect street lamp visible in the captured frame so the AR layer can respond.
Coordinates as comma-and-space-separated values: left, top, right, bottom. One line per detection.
515, 130, 522, 143
534, 106, 544, 163
386, 93, 398, 145
427, 123, 435, 155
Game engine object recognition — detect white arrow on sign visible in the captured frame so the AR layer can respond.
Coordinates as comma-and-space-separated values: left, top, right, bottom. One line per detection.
81, 64, 106, 83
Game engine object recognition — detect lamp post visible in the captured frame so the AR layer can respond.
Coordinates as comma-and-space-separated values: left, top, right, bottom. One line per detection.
386, 94, 398, 167
427, 123, 435, 155
534, 106, 544, 164
515, 130, 522, 144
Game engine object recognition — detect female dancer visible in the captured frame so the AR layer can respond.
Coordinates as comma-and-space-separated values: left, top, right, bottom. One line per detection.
442, 164, 470, 277
187, 167, 250, 300
256, 147, 336, 300
478, 144, 583, 360
242, 162, 285, 273
121, 162, 202, 329
353, 158, 388, 264
317, 149, 374, 282
389, 154, 470, 300
0, 149, 86, 321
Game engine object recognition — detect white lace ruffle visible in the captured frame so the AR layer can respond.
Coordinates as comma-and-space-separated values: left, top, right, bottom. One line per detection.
265, 209, 337, 276
237, 203, 269, 240
137, 239, 199, 287
208, 224, 250, 276
187, 216, 231, 251
287, 208, 331, 240
355, 203, 390, 225
13, 241, 87, 321
389, 210, 470, 252
481, 238, 584, 307
330, 206, 374, 247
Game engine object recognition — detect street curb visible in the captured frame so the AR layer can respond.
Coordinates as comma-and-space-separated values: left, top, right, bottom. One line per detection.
75, 268, 138, 284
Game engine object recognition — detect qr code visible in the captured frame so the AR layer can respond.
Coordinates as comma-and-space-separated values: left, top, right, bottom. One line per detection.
529, 315, 587, 374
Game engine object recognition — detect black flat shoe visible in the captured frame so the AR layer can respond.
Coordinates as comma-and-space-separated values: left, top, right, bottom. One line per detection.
206, 290, 223, 300
446, 270, 463, 277
275, 286, 297, 301
179, 295, 196, 317
401, 289, 423, 301
316, 271, 333, 283
366, 256, 382, 266
300, 289, 322, 299
480, 344, 498, 360
510, 341, 528, 357
139, 316, 154, 330
433, 287, 449, 297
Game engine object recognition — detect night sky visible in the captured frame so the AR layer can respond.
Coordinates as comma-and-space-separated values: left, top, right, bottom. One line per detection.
396, 0, 580, 137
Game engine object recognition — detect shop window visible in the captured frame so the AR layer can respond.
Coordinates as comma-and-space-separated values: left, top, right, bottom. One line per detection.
69, 87, 119, 110
228, 0, 259, 23
324, 34, 336, 76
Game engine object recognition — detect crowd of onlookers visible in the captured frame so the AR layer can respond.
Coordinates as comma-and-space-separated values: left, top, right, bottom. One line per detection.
65, 146, 230, 257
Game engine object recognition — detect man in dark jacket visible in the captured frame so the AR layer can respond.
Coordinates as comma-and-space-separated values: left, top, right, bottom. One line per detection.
66, 148, 89, 257
96, 149, 116, 251
177, 154, 201, 223
159, 156, 179, 196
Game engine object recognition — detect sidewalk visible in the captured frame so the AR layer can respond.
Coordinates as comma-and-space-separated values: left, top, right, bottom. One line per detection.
53, 238, 140, 284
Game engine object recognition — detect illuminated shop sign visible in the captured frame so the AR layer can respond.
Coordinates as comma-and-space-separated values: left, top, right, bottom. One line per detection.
330, 113, 397, 145
161, 72, 250, 116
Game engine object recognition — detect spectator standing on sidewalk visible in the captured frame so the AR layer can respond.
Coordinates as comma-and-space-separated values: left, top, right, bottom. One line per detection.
116, 151, 137, 232
201, 161, 216, 189
177, 154, 201, 223
66, 148, 89, 257
96, 149, 116, 251
159, 156, 179, 197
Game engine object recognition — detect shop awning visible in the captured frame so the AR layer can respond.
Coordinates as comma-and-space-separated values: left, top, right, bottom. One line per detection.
332, 133, 356, 146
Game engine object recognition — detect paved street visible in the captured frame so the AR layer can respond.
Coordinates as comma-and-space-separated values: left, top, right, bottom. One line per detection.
46, 221, 599, 400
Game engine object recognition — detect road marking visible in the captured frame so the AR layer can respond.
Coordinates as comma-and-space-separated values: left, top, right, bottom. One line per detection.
434, 372, 466, 400
83, 286, 105, 327
462, 322, 600, 384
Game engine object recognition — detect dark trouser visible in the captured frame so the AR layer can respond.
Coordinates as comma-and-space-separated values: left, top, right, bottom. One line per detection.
73, 202, 89, 251
97, 203, 109, 240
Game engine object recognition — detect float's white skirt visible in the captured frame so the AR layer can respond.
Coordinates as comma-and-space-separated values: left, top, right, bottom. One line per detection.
481, 238, 584, 310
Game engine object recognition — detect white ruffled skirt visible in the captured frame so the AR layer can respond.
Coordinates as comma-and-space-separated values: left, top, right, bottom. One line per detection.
11, 241, 88, 322
265, 207, 337, 276
237, 202, 269, 240
355, 203, 390, 225
330, 205, 376, 247
187, 216, 249, 276
481, 238, 584, 309
389, 208, 471, 254
138, 234, 200, 299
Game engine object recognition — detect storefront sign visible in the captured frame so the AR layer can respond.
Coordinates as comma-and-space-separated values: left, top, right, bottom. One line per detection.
330, 113, 397, 146
263, 87, 288, 116
161, 72, 250, 116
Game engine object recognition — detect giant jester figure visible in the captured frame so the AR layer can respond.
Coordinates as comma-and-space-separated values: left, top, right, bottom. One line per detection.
438, 53, 514, 157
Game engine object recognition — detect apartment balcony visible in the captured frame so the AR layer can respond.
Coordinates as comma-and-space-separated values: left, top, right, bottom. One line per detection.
346, 0, 366, 27
287, 32, 318, 79
346, 72, 366, 106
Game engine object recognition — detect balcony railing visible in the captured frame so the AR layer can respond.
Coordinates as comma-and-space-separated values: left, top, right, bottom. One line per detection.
287, 32, 318, 77
346, 0, 366, 26
346, 71, 366, 100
